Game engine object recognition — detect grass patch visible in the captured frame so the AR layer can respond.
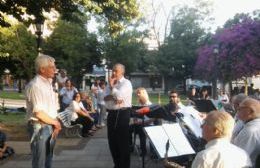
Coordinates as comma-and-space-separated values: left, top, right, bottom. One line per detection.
0, 113, 28, 141
0, 113, 26, 125
0, 91, 25, 100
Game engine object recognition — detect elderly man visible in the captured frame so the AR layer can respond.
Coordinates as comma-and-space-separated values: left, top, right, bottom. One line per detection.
232, 98, 260, 168
26, 54, 61, 168
191, 110, 251, 168
104, 63, 133, 168
230, 93, 248, 140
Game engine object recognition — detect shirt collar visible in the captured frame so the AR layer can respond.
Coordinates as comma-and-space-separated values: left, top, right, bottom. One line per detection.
118, 76, 125, 83
38, 75, 53, 84
206, 137, 230, 149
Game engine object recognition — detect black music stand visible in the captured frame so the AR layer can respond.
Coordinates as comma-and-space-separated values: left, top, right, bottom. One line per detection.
194, 99, 217, 113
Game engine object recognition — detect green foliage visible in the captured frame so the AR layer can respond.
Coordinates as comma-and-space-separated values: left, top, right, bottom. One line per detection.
0, 0, 140, 36
44, 18, 101, 86
156, 2, 212, 79
0, 23, 37, 81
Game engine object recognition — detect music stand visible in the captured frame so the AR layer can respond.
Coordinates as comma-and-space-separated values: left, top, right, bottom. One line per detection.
194, 99, 217, 113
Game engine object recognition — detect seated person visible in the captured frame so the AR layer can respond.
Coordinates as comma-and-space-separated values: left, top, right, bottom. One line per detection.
0, 130, 14, 159
129, 87, 154, 157
66, 92, 94, 137
80, 92, 101, 129
232, 97, 260, 168
164, 111, 252, 168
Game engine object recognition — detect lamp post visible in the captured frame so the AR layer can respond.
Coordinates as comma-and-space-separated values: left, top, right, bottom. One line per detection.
35, 22, 44, 53
212, 47, 219, 99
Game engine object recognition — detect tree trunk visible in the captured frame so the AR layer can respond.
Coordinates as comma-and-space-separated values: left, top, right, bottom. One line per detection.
18, 79, 22, 93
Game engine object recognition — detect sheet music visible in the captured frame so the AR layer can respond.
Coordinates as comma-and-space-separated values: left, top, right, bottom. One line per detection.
179, 106, 203, 138
144, 123, 195, 158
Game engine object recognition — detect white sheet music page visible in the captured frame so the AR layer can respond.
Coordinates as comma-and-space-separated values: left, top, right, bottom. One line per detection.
179, 106, 203, 138
144, 123, 195, 158
163, 123, 195, 156
144, 125, 178, 158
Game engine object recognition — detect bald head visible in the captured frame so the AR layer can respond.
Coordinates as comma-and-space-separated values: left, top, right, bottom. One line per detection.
203, 111, 234, 141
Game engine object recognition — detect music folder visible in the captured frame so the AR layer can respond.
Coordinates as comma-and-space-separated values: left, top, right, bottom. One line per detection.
194, 99, 217, 113
144, 123, 195, 159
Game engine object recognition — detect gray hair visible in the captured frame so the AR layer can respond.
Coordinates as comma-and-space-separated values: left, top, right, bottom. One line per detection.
35, 53, 55, 73
240, 97, 260, 118
232, 93, 248, 111
113, 63, 125, 74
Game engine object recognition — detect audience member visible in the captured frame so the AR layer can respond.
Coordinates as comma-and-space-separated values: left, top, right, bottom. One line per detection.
0, 130, 14, 159
66, 92, 95, 137
187, 87, 200, 105
59, 79, 78, 111
97, 80, 107, 127
218, 90, 229, 104
232, 98, 260, 167
56, 69, 68, 90
200, 87, 210, 100
26, 54, 61, 168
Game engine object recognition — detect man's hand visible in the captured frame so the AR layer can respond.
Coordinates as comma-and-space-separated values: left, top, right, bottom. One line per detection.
53, 120, 61, 131
52, 120, 61, 139
108, 77, 117, 88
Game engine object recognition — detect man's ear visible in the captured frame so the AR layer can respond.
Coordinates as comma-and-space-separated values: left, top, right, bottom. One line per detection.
213, 127, 222, 137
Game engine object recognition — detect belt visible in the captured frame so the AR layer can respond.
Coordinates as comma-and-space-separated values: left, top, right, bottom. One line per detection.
107, 108, 130, 113
28, 120, 46, 126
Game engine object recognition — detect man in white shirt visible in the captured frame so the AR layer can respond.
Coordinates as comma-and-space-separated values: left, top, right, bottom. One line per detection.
191, 110, 251, 168
26, 54, 61, 168
232, 98, 260, 168
104, 63, 133, 168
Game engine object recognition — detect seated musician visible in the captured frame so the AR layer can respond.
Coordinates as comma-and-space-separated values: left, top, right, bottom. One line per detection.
136, 90, 206, 166
129, 87, 154, 157
232, 98, 260, 168
164, 111, 252, 168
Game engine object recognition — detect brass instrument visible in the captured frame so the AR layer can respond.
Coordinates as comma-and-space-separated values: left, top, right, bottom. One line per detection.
163, 140, 185, 168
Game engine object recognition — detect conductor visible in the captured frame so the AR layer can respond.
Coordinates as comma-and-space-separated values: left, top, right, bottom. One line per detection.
104, 63, 133, 168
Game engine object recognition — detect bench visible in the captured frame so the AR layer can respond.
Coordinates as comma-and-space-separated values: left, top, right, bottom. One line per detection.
57, 110, 83, 138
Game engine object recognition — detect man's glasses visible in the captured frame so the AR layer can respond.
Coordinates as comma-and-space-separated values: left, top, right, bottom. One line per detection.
169, 95, 177, 98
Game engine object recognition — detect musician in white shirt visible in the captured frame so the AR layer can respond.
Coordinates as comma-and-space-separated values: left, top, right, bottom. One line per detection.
104, 63, 133, 168
232, 98, 260, 168
191, 111, 251, 168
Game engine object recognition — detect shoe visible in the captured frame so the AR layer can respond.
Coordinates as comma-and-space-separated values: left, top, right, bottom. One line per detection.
95, 125, 102, 129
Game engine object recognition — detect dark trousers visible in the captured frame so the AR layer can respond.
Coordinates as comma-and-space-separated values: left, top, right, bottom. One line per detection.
71, 115, 93, 136
107, 109, 130, 168
129, 124, 147, 156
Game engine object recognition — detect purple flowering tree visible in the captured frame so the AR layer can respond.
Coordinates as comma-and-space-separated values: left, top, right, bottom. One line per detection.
195, 17, 260, 92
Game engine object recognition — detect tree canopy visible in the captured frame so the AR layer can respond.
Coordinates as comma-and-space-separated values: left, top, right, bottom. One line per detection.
195, 14, 260, 82
0, 0, 140, 36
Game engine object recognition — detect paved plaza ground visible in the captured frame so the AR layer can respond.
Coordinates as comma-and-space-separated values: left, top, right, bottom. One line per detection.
0, 124, 165, 168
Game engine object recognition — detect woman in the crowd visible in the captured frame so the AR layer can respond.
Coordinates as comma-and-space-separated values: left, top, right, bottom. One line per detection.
129, 87, 154, 156
67, 92, 94, 137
